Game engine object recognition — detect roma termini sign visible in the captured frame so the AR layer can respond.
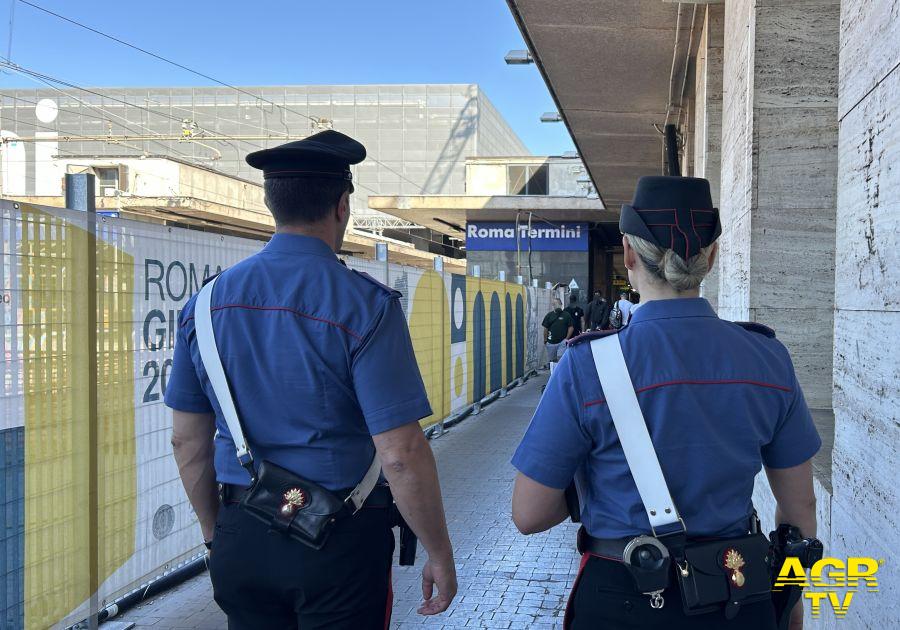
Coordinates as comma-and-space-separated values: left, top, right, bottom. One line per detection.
465, 221, 588, 252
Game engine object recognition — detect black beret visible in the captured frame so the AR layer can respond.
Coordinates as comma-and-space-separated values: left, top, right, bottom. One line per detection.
620, 176, 721, 260
245, 130, 366, 181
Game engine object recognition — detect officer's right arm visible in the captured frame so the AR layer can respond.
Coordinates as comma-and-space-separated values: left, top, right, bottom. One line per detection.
352, 297, 456, 616
165, 308, 219, 543
511, 351, 590, 533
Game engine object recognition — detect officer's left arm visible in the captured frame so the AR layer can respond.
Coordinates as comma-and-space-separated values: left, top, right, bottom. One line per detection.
172, 410, 218, 542
761, 360, 821, 540
511, 351, 591, 534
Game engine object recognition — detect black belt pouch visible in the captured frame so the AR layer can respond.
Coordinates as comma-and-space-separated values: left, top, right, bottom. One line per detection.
677, 533, 772, 618
239, 459, 347, 551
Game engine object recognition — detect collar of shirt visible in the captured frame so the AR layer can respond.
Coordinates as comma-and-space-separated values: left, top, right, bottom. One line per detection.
263, 233, 337, 259
628, 297, 717, 325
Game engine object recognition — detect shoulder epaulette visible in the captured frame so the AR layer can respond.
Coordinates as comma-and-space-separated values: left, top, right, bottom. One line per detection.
351, 269, 401, 298
567, 328, 620, 347
201, 272, 221, 287
734, 321, 776, 338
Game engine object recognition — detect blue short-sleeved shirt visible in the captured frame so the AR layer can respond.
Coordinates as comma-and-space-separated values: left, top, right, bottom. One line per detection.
165, 233, 432, 489
512, 298, 821, 539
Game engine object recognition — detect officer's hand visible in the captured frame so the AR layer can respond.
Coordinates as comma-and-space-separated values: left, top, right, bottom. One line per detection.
418, 557, 457, 615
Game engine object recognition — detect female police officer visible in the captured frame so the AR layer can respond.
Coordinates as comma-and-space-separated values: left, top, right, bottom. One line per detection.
510, 176, 820, 629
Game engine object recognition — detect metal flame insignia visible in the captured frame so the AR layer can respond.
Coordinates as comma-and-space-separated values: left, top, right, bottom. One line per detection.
281, 487, 308, 514
724, 548, 746, 588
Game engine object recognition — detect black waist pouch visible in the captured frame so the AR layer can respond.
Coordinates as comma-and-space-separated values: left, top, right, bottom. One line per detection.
239, 459, 347, 551
676, 533, 772, 618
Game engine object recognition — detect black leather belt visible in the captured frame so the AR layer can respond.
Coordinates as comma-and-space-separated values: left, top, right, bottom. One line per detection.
577, 528, 634, 561
220, 482, 394, 509
577, 527, 728, 562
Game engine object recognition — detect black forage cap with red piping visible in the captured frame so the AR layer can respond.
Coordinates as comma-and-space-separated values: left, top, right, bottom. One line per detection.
245, 129, 365, 183
619, 176, 722, 260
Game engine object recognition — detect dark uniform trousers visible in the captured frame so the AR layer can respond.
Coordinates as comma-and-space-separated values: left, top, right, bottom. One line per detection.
566, 555, 778, 630
209, 501, 394, 630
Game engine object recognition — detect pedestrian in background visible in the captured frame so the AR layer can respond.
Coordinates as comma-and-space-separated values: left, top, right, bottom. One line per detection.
610, 290, 635, 329
564, 293, 586, 336
166, 130, 457, 629
542, 297, 574, 364
511, 176, 819, 630
585, 290, 610, 331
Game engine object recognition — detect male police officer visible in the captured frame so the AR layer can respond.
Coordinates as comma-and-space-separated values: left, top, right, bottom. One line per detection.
166, 130, 457, 629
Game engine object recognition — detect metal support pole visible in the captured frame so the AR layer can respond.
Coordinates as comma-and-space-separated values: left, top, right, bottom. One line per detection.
433, 255, 445, 435
67, 173, 100, 630
376, 242, 389, 286
665, 123, 681, 176
66, 172, 97, 213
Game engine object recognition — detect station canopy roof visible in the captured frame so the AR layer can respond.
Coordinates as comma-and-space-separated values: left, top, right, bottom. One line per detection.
367, 194, 614, 238
505, 0, 701, 209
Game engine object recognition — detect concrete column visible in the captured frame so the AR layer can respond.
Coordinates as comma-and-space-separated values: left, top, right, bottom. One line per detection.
693, 4, 725, 310
829, 2, 900, 624
719, 0, 839, 410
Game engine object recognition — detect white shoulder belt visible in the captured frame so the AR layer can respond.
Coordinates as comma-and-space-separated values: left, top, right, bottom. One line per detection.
590, 334, 684, 534
193, 274, 381, 512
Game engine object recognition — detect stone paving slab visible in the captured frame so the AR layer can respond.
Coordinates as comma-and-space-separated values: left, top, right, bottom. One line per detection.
119, 373, 579, 628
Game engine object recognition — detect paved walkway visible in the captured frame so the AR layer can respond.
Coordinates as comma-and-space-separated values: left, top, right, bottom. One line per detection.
119, 373, 580, 629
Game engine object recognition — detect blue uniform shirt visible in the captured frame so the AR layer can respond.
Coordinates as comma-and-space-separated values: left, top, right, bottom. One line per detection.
512, 298, 821, 539
165, 233, 432, 489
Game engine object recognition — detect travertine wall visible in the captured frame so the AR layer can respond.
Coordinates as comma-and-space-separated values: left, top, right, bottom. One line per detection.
718, 0, 755, 323
830, 0, 900, 624
719, 0, 839, 409
694, 5, 725, 310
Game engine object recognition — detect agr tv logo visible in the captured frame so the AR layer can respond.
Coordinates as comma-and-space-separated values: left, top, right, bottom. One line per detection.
773, 557, 883, 618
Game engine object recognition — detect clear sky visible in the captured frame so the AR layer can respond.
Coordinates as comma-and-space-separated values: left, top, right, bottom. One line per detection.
0, 0, 575, 156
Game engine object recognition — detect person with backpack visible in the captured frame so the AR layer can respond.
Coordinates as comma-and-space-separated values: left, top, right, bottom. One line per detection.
609, 291, 634, 329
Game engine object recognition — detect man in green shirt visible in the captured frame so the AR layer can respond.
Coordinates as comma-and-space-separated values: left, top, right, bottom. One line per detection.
541, 298, 574, 364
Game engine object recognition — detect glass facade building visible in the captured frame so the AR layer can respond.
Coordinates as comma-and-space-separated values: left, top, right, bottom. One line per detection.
0, 84, 528, 215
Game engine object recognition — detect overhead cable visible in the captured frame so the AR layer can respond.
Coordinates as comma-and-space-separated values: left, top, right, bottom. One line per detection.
16, 0, 424, 191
